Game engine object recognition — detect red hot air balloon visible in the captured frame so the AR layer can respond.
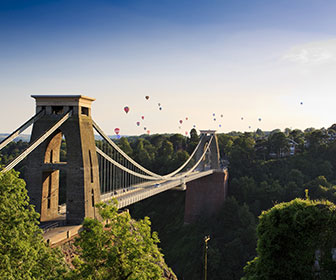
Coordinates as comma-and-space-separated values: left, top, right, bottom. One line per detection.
147, 130, 150, 134
179, 120, 183, 124
124, 106, 130, 114
145, 96, 149, 100
136, 122, 140, 126
185, 117, 188, 120
185, 131, 188, 135
141, 116, 144, 120
114, 128, 120, 135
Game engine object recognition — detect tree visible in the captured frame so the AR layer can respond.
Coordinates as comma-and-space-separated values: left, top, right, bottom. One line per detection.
305, 129, 328, 154
133, 139, 153, 169
217, 134, 234, 157
118, 137, 133, 156
68, 201, 174, 280
267, 132, 289, 157
0, 170, 67, 280
187, 129, 199, 154
169, 134, 186, 152
255, 138, 268, 160
289, 129, 305, 150
243, 198, 336, 280
156, 140, 175, 174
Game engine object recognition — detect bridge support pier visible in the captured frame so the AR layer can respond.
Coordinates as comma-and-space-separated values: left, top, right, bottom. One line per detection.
184, 170, 228, 224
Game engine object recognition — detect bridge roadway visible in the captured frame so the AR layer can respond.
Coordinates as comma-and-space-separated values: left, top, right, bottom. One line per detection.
101, 168, 226, 208
43, 168, 226, 246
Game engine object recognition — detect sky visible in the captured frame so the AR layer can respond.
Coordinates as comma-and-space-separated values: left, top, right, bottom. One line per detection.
1, 0, 336, 136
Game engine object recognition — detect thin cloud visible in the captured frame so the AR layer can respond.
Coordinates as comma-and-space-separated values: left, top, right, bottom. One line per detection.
283, 39, 336, 64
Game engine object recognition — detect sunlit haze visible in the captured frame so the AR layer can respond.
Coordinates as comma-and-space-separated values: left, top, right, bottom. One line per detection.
1, 0, 336, 135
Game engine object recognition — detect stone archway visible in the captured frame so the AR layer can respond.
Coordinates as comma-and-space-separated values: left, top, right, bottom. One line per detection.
40, 130, 66, 221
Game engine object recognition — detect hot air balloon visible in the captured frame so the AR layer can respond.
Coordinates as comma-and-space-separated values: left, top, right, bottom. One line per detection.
300, 101, 303, 105
185, 117, 188, 121
147, 130, 150, 135
178, 126, 181, 129
144, 127, 147, 130
136, 122, 140, 126
185, 131, 188, 135
145, 96, 149, 100
241, 117, 244, 120
248, 126, 251, 129
193, 125, 196, 128
219, 124, 222, 128
258, 118, 262, 122
158, 103, 161, 106
159, 107, 162, 110
179, 120, 183, 124
213, 118, 216, 121
124, 106, 130, 114
141, 116, 144, 120
220, 114, 223, 118
212, 113, 215, 117
114, 128, 120, 135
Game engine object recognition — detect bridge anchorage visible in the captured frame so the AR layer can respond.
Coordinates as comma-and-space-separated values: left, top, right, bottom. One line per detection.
0, 95, 228, 227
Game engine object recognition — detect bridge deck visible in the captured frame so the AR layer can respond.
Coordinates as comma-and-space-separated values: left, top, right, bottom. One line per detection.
101, 169, 225, 208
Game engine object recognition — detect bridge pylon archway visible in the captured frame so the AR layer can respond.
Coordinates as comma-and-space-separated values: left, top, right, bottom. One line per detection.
25, 95, 101, 225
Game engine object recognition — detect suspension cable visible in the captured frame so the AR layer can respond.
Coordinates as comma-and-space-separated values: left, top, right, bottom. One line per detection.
93, 120, 164, 179
96, 135, 213, 183
1, 111, 72, 173
96, 147, 161, 181
93, 119, 205, 179
167, 136, 213, 180
0, 109, 45, 151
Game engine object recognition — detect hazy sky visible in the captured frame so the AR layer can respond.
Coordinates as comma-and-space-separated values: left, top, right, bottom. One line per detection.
1, 0, 336, 135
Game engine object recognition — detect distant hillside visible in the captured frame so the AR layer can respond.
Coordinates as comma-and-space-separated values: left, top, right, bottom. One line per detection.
0, 134, 31, 142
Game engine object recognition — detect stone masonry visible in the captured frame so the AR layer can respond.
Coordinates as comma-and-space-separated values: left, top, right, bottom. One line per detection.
25, 95, 101, 225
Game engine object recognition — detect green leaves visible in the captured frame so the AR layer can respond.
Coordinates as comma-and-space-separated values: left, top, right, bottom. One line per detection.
243, 199, 336, 279
68, 201, 171, 280
0, 170, 67, 280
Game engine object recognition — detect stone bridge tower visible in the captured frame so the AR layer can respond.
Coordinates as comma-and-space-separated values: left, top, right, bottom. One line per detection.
195, 130, 221, 170
184, 130, 228, 223
25, 95, 100, 225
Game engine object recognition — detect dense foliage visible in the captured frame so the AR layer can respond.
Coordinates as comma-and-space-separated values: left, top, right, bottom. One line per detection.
243, 198, 336, 279
67, 201, 175, 280
0, 170, 67, 280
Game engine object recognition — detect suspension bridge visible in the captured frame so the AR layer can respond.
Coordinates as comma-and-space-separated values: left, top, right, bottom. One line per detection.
0, 95, 228, 229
